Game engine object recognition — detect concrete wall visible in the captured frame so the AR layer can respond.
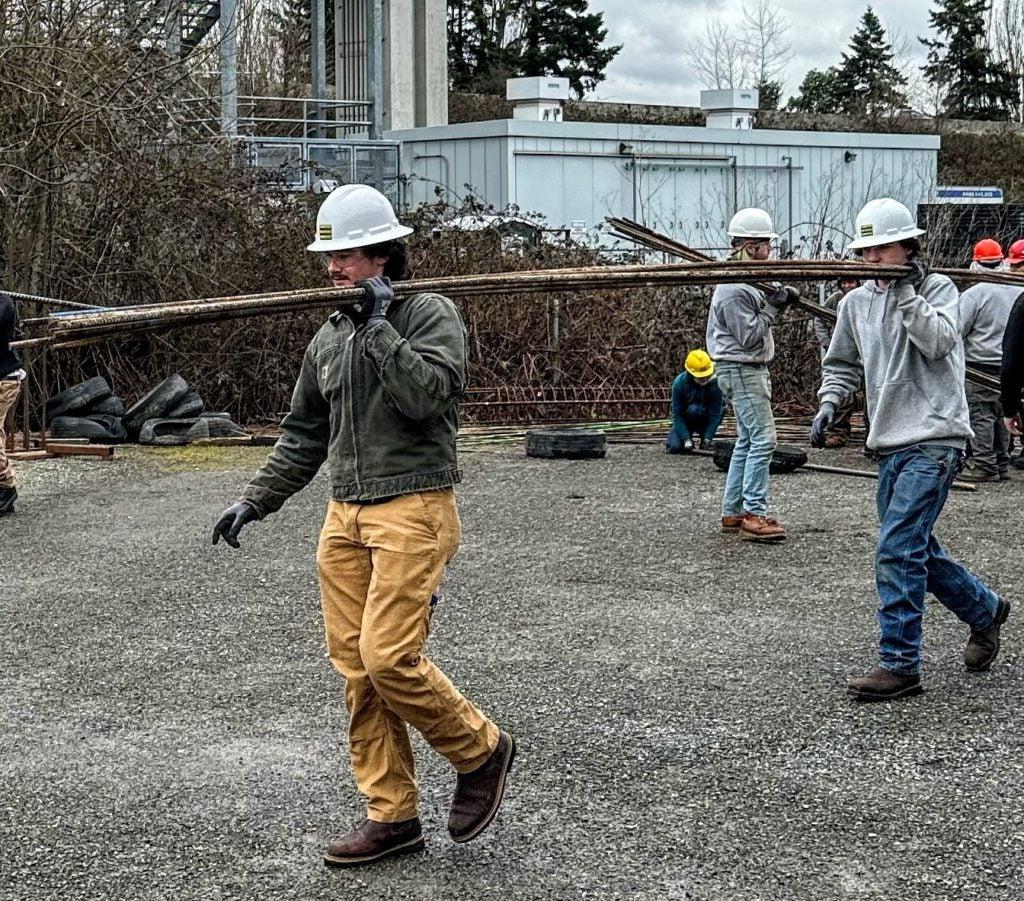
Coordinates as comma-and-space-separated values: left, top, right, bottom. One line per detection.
388, 119, 940, 253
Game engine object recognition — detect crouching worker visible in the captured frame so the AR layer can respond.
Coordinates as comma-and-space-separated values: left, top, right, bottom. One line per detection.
212, 185, 515, 866
812, 198, 1008, 702
0, 292, 24, 515
666, 349, 724, 453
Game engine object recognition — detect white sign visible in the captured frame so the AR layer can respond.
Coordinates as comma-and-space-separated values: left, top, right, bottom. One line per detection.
934, 186, 1004, 204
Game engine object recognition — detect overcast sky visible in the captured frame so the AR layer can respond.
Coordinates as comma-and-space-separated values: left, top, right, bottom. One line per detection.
587, 0, 939, 106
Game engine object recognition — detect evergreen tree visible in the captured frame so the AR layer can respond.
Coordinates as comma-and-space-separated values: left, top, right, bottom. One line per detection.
787, 67, 844, 113
756, 78, 783, 111
448, 0, 621, 98
921, 0, 1018, 119
835, 8, 907, 115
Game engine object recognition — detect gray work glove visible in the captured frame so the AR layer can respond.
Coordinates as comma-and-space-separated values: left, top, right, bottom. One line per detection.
810, 402, 837, 448
766, 285, 800, 309
896, 261, 929, 294
683, 437, 694, 452
212, 500, 260, 549
356, 275, 394, 326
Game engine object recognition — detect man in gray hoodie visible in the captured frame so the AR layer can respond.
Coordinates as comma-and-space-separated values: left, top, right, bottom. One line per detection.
811, 199, 1008, 702
706, 207, 797, 543
958, 238, 1023, 482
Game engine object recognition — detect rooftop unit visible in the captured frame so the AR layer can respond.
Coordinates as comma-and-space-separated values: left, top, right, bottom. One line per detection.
700, 89, 759, 130
507, 77, 571, 122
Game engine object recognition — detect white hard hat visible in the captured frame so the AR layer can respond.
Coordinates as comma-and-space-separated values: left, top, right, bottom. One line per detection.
727, 208, 778, 240
846, 198, 925, 251
306, 184, 413, 252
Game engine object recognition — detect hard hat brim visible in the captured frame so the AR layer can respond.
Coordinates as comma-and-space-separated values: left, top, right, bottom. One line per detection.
307, 223, 414, 253
686, 363, 715, 378
846, 225, 925, 251
726, 230, 779, 240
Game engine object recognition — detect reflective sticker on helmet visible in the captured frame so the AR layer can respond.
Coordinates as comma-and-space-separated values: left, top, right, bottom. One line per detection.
318, 224, 333, 240
860, 224, 874, 237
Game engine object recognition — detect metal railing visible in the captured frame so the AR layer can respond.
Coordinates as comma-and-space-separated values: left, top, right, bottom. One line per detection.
183, 94, 373, 138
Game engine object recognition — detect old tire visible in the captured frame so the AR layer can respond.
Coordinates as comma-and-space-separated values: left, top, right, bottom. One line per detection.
166, 390, 204, 419
45, 376, 112, 421
525, 428, 606, 460
49, 414, 126, 443
124, 375, 189, 436
192, 417, 246, 439
711, 439, 807, 474
85, 395, 126, 417
139, 416, 203, 446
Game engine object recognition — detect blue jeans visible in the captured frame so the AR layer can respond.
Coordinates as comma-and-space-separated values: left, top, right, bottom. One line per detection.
717, 362, 776, 517
875, 445, 1001, 674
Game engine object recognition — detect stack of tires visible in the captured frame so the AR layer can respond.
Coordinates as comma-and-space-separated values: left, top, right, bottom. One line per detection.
124, 374, 247, 446
46, 377, 128, 443
45, 374, 247, 446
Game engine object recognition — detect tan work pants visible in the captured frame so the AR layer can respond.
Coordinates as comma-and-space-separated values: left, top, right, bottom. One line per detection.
317, 488, 499, 823
0, 379, 21, 488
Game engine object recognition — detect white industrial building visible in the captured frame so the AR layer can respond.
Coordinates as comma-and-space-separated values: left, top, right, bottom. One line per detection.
388, 84, 941, 254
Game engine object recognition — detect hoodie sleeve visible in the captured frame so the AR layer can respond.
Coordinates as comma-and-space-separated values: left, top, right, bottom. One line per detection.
894, 274, 960, 361
718, 285, 777, 351
818, 298, 862, 408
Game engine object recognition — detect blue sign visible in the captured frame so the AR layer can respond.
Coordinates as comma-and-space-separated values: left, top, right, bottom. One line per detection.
935, 186, 1004, 204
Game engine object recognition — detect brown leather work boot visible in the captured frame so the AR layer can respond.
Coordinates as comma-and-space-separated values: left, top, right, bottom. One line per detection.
323, 817, 424, 867
448, 731, 516, 843
965, 599, 1011, 672
721, 515, 743, 533
847, 666, 922, 702
739, 514, 786, 543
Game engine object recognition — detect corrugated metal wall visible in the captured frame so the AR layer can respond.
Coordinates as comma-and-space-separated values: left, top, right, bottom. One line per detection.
390, 122, 939, 253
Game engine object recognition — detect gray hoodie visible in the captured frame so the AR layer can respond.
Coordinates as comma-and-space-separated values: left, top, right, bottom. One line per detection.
819, 273, 972, 453
705, 283, 777, 364
959, 282, 1023, 365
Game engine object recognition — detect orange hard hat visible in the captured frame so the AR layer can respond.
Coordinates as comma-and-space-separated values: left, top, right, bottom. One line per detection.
1007, 239, 1024, 265
973, 238, 1004, 263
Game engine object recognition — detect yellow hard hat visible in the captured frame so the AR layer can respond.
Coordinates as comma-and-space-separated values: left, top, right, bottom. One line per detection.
685, 349, 715, 378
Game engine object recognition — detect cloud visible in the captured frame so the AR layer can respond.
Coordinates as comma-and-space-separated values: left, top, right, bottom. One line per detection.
588, 0, 936, 106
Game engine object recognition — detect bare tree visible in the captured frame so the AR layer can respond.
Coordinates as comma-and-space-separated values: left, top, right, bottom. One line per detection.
684, 0, 791, 97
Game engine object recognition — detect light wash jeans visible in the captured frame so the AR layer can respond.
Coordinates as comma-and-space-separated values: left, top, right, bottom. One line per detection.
875, 444, 1001, 674
716, 362, 776, 517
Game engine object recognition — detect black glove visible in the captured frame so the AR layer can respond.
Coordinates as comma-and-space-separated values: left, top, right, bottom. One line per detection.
356, 275, 394, 325
810, 402, 837, 448
212, 500, 260, 549
766, 285, 800, 309
897, 261, 929, 292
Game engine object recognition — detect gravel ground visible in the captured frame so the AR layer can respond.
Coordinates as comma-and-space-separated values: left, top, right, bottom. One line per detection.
2, 442, 1023, 901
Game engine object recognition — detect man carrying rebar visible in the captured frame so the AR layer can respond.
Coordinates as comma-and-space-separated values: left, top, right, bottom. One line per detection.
666, 349, 724, 453
957, 239, 1022, 483
0, 292, 24, 515
212, 184, 514, 867
812, 274, 861, 448
811, 198, 1008, 702
706, 208, 798, 542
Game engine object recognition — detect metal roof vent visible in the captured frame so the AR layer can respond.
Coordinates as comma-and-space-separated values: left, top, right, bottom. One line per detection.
700, 88, 759, 129
506, 76, 570, 122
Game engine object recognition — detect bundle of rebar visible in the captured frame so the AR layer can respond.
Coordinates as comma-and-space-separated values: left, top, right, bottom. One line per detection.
604, 217, 1007, 391
14, 259, 915, 351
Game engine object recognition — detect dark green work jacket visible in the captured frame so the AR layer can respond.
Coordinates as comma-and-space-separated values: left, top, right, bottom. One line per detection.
242, 292, 467, 514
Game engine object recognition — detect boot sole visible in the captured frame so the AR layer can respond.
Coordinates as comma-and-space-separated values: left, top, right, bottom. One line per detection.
966, 600, 1011, 672
739, 532, 786, 543
323, 835, 425, 868
848, 682, 923, 702
450, 733, 517, 844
